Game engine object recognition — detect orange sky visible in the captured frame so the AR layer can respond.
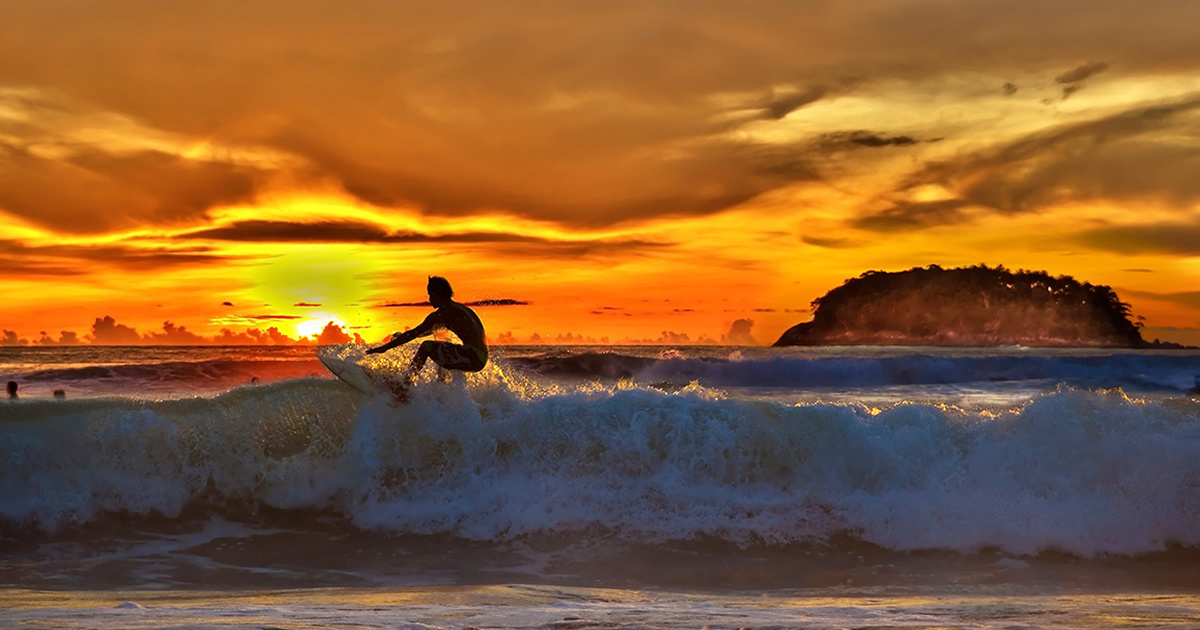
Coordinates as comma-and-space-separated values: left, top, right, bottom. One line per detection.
3, 1, 1200, 346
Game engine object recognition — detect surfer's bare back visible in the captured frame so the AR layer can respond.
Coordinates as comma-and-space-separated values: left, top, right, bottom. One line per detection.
367, 276, 488, 376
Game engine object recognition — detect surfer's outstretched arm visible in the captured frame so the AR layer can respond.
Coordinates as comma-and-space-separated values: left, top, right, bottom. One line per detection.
366, 312, 440, 354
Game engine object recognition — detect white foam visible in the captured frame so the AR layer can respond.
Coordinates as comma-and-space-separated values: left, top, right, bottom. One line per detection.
3, 367, 1199, 556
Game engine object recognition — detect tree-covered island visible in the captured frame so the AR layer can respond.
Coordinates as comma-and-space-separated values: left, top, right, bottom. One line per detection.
775, 265, 1189, 348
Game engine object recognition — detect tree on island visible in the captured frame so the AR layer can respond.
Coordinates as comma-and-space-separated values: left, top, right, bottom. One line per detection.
775, 264, 1151, 347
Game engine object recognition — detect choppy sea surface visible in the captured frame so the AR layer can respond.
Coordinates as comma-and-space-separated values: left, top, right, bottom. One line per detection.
2, 343, 1200, 629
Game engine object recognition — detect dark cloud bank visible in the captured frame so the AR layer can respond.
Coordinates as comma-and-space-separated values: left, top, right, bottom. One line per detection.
4, 0, 1200, 235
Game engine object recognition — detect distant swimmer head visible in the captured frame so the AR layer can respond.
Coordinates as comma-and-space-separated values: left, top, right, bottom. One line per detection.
53, 389, 66, 399
6, 381, 16, 398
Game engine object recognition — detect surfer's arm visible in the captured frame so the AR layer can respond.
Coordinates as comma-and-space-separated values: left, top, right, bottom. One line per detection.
366, 312, 441, 354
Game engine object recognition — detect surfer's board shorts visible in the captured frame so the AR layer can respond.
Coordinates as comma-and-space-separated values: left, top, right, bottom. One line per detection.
422, 340, 487, 372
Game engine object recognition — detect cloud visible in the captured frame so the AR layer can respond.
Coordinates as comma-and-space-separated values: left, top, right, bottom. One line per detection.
10, 313, 325, 345
176, 219, 669, 258
614, 330, 717, 344
721, 318, 757, 345
821, 131, 920, 149
759, 87, 828, 121
0, 238, 233, 277
274, 128, 813, 227
850, 134, 918, 148
212, 327, 298, 345
852, 199, 974, 231
1075, 222, 1200, 256
0, 144, 266, 234
1121, 288, 1200, 309
36, 331, 82, 345
142, 321, 208, 345
182, 220, 392, 242
1055, 62, 1110, 84
315, 322, 356, 345
466, 299, 529, 306
855, 96, 1200, 231
800, 233, 859, 249
381, 298, 528, 307
655, 330, 691, 344
490, 331, 519, 345
553, 332, 605, 344
0, 86, 286, 234
82, 316, 314, 345
190, 219, 628, 249
89, 315, 142, 345
1055, 62, 1110, 99
4, 1, 1200, 234
0, 257, 86, 276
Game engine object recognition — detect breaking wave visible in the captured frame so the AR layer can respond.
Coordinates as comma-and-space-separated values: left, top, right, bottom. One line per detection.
3, 354, 1199, 557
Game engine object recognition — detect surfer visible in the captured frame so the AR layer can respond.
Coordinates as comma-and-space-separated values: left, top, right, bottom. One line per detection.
6, 381, 17, 399
366, 276, 488, 379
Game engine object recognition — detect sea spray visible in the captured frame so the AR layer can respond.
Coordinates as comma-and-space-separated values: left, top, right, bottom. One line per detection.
3, 365, 1199, 556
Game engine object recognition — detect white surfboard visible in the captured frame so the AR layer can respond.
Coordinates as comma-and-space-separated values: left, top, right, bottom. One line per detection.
318, 344, 409, 402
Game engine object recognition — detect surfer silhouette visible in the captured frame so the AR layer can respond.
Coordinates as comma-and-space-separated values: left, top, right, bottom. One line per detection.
367, 276, 488, 381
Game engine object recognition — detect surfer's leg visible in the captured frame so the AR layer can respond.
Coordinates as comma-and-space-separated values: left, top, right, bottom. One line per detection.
424, 341, 485, 372
412, 340, 434, 371
405, 340, 437, 384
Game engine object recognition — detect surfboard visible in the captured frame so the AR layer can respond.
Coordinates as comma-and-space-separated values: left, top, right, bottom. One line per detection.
318, 345, 409, 402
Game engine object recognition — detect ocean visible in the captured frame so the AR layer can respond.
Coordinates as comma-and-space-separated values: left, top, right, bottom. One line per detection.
2, 343, 1200, 629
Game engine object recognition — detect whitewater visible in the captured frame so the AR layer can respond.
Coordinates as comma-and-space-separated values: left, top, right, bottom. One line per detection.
2, 343, 1200, 629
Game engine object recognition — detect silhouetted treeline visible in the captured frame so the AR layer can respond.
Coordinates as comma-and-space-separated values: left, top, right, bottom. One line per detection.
775, 264, 1150, 347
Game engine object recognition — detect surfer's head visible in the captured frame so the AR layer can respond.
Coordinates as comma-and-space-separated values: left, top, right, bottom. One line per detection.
428, 275, 453, 306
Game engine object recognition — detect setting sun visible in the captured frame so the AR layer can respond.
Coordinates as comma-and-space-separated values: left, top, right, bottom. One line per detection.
295, 315, 347, 340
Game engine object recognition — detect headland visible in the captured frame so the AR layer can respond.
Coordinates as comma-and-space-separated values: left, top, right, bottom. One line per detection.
775, 265, 1191, 348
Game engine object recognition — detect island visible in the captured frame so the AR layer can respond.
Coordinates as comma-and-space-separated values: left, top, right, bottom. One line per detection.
774, 265, 1183, 348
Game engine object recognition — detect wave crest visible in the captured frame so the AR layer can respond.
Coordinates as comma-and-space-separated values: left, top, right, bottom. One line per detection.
3, 369, 1199, 557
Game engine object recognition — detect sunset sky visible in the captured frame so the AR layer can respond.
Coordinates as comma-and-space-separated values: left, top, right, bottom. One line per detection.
3, 0, 1200, 346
